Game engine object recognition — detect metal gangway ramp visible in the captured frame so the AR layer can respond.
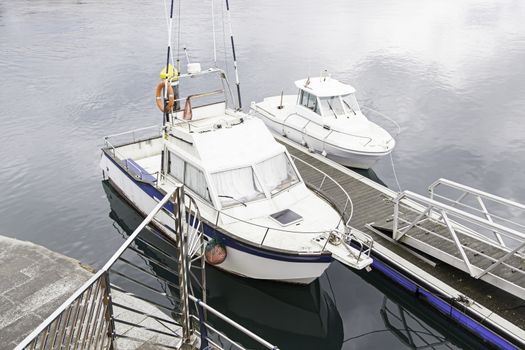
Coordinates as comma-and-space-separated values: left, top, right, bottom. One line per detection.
371, 179, 525, 299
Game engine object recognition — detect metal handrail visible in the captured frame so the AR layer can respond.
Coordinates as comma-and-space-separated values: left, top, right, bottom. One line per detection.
392, 190, 525, 281
15, 188, 178, 350
394, 191, 525, 244
429, 178, 525, 210
16, 187, 278, 350
189, 295, 277, 350
428, 178, 525, 247
291, 155, 354, 225
251, 104, 374, 146
361, 106, 402, 139
103, 125, 163, 182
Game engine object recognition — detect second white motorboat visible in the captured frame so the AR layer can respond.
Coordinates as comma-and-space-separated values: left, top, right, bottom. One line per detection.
251, 74, 398, 169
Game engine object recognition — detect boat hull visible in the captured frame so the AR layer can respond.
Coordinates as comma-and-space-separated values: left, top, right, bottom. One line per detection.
254, 105, 393, 169
100, 152, 332, 284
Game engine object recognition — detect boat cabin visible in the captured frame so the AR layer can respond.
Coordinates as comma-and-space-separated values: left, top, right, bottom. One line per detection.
295, 77, 361, 119
164, 116, 303, 211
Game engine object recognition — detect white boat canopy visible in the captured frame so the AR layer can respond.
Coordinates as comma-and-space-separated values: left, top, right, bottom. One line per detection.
295, 77, 356, 98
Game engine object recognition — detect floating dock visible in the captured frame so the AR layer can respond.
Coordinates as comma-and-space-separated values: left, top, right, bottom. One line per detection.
276, 134, 525, 349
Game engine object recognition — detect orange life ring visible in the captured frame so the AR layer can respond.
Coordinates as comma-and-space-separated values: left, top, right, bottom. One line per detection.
155, 81, 174, 113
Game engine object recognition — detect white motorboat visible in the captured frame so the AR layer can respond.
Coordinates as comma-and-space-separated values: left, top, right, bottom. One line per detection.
251, 74, 397, 169
100, 0, 373, 284
100, 66, 373, 284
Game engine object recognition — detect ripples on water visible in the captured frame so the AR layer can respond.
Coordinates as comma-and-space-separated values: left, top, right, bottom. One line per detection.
1, 0, 524, 349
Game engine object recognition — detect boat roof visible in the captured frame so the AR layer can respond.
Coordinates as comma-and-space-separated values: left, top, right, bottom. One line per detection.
295, 77, 356, 97
172, 116, 286, 172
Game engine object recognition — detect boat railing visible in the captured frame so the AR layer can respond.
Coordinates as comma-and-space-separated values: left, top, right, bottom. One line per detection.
15, 187, 279, 350
250, 105, 374, 146
392, 187, 525, 280
103, 125, 163, 182
291, 155, 354, 226
360, 106, 401, 141
181, 162, 371, 261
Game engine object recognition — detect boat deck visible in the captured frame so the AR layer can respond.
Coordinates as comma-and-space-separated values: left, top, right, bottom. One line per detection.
276, 135, 525, 335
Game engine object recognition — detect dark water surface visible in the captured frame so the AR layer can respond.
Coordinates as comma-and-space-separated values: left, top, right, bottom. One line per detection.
1, 0, 525, 349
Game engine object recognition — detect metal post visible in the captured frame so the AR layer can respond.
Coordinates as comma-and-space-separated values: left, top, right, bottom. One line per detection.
442, 211, 475, 276
101, 272, 115, 349
196, 300, 209, 350
174, 187, 191, 342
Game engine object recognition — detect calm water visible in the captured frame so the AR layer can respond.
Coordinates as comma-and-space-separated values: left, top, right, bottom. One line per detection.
1, 0, 525, 349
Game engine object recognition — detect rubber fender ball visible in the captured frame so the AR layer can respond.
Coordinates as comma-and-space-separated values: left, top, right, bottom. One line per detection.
205, 239, 227, 265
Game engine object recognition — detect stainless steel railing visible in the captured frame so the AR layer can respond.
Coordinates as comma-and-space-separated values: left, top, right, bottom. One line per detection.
103, 125, 163, 182
392, 185, 525, 281
16, 186, 279, 350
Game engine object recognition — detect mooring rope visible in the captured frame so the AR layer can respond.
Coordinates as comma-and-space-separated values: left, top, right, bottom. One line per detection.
389, 152, 402, 193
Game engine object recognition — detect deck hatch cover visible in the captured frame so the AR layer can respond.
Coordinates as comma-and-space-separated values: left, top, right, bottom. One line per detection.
269, 209, 303, 226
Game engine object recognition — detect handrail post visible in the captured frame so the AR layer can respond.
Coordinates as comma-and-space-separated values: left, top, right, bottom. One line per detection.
101, 272, 115, 348
173, 187, 191, 342
392, 197, 400, 240
196, 300, 209, 350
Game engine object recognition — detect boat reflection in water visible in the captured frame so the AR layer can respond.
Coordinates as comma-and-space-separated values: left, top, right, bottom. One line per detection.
102, 180, 488, 350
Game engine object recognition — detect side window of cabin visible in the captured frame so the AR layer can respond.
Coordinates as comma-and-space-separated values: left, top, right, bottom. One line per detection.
169, 152, 185, 182
168, 152, 211, 203
299, 91, 320, 115
185, 163, 212, 202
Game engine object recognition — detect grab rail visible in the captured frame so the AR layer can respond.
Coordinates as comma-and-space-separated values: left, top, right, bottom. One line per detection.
360, 106, 401, 140
251, 104, 373, 146
103, 125, 163, 182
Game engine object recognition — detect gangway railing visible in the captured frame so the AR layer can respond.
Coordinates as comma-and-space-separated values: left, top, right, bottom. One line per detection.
428, 178, 525, 248
392, 183, 525, 282
16, 186, 279, 350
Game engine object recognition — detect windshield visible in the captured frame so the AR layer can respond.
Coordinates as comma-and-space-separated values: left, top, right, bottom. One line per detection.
212, 167, 265, 207
319, 96, 345, 118
342, 94, 360, 115
256, 153, 299, 195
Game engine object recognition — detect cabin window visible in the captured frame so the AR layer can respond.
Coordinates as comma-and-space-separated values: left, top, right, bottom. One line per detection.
168, 152, 211, 202
212, 167, 265, 207
184, 163, 211, 202
299, 90, 320, 115
168, 152, 185, 182
342, 94, 360, 114
255, 153, 299, 195
319, 96, 345, 118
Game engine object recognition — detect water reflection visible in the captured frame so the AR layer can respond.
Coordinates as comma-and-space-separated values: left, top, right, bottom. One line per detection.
347, 167, 387, 187
102, 180, 488, 349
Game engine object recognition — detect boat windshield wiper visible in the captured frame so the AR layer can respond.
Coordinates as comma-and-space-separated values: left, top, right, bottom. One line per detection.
326, 101, 338, 119
218, 195, 247, 207
343, 100, 357, 115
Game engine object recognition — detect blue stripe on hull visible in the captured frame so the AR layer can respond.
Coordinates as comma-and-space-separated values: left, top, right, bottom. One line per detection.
371, 256, 520, 350
103, 152, 333, 264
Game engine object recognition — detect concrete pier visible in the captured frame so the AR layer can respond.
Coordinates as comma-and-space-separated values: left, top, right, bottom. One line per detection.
0, 235, 93, 349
